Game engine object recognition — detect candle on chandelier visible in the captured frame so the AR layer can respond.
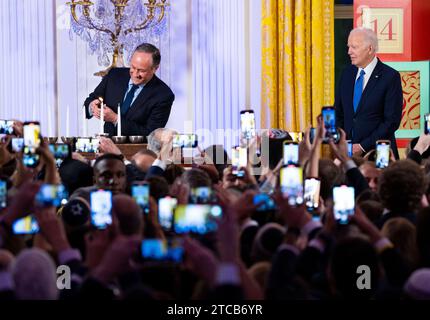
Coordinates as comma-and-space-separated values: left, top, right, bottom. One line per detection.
99, 97, 104, 134
117, 103, 121, 137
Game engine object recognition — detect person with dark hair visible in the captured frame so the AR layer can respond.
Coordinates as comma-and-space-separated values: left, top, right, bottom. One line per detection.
359, 161, 380, 193
377, 160, 428, 228
59, 158, 94, 195
329, 237, 381, 299
70, 153, 127, 203
84, 43, 174, 138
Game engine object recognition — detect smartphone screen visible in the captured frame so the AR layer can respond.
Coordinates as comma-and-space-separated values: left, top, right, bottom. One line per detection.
309, 127, 316, 145
49, 144, 70, 167
232, 146, 247, 177
76, 138, 99, 153
11, 138, 24, 153
240, 110, 256, 140
91, 138, 100, 153
35, 184, 68, 207
280, 165, 304, 206
140, 238, 184, 263
289, 132, 304, 142
347, 140, 353, 157
23, 122, 41, 148
190, 187, 213, 204
333, 185, 355, 225
173, 204, 223, 234
322, 107, 336, 142
12, 215, 40, 235
304, 178, 321, 213
132, 183, 150, 214
425, 113, 430, 135
158, 197, 177, 230
283, 141, 299, 165
0, 180, 7, 209
0, 120, 14, 135
253, 193, 276, 212
376, 141, 390, 169
90, 190, 113, 229
23, 122, 41, 168
172, 134, 198, 148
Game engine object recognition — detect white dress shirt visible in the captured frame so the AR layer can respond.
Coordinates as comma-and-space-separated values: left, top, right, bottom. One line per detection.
355, 56, 378, 91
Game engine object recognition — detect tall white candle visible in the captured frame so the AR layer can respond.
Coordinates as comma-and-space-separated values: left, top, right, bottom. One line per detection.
99, 97, 104, 134
48, 105, 53, 137
117, 103, 121, 137
82, 105, 88, 137
66, 105, 70, 137
32, 103, 36, 121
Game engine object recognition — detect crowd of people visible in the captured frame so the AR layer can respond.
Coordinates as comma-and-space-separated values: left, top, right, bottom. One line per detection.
1, 117, 430, 300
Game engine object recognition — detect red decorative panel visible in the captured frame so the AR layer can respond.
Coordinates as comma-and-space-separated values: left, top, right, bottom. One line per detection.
354, 0, 430, 61
399, 71, 420, 130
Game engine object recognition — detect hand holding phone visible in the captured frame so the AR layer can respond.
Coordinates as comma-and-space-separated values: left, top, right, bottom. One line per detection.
49, 144, 71, 167
333, 185, 355, 225
11, 138, 24, 153
283, 141, 299, 165
280, 165, 304, 206
304, 178, 321, 213
90, 189, 113, 229
35, 184, 68, 207
174, 204, 223, 234
140, 238, 184, 263
231, 146, 247, 177
172, 134, 198, 148
23, 121, 41, 168
158, 197, 177, 230
321, 106, 337, 143
240, 110, 256, 140
132, 182, 150, 214
0, 120, 14, 135
12, 215, 40, 235
375, 140, 390, 169
425, 113, 430, 135
0, 180, 7, 209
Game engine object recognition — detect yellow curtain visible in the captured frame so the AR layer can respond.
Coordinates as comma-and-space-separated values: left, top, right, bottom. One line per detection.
261, 0, 334, 130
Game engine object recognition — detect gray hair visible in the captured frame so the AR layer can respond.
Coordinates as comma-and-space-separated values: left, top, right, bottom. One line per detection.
134, 43, 161, 68
146, 128, 177, 154
12, 248, 59, 300
350, 27, 379, 53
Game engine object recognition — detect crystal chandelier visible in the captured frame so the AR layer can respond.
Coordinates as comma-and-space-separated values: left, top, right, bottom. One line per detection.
67, 0, 170, 76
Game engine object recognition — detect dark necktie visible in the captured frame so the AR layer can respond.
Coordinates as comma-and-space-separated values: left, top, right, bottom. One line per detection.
353, 69, 365, 112
121, 84, 139, 115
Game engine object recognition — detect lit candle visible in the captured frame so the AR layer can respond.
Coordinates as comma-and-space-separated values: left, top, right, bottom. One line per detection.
48, 105, 53, 137
82, 105, 88, 137
99, 97, 104, 134
32, 103, 36, 121
66, 105, 70, 137
117, 103, 121, 137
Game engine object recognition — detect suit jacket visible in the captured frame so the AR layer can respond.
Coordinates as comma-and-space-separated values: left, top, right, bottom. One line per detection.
84, 68, 175, 139
334, 59, 403, 158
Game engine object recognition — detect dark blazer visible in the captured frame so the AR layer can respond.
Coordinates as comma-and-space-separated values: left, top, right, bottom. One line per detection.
335, 59, 403, 158
84, 68, 174, 139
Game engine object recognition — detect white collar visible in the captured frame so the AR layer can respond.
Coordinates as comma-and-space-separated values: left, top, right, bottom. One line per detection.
357, 56, 378, 78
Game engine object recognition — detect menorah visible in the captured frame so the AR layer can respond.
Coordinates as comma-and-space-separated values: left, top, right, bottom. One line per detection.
67, 0, 170, 76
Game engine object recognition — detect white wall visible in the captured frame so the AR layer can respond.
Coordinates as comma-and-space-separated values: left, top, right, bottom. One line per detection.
0, 0, 262, 150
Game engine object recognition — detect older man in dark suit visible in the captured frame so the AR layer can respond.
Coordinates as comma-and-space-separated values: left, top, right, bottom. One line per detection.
335, 27, 403, 158
84, 43, 174, 139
